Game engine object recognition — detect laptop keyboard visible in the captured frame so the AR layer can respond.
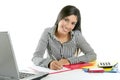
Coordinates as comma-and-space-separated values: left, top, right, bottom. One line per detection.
19, 72, 35, 79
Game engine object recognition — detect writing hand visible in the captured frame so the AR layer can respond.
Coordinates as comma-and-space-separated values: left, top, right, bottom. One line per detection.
49, 60, 63, 70
59, 58, 70, 66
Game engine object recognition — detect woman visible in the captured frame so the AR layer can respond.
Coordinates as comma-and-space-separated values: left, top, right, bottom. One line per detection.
32, 5, 97, 70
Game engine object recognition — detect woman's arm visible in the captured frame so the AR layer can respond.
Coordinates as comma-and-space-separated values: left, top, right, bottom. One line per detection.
68, 31, 97, 64
32, 28, 52, 68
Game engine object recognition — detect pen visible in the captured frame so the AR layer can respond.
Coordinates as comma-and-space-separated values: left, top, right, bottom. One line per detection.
51, 54, 64, 69
48, 47, 63, 69
51, 54, 57, 61
48, 47, 57, 61
113, 62, 118, 67
108, 62, 119, 73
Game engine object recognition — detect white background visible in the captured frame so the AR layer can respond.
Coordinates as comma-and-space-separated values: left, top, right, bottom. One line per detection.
0, 0, 120, 69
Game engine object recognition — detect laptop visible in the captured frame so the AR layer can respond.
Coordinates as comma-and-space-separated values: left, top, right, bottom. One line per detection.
0, 32, 49, 80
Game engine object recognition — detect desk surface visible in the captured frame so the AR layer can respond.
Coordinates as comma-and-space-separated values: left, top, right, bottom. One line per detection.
41, 69, 120, 80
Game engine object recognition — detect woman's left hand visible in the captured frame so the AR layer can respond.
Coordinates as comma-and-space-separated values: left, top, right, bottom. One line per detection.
58, 58, 70, 66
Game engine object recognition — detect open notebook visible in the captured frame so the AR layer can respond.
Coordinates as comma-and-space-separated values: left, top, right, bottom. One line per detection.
0, 32, 48, 80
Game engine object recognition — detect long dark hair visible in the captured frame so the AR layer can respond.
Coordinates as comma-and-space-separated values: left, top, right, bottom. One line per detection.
55, 5, 81, 32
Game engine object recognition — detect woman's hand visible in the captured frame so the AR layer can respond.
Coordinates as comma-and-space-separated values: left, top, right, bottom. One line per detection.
58, 58, 70, 65
49, 58, 70, 70
49, 60, 63, 70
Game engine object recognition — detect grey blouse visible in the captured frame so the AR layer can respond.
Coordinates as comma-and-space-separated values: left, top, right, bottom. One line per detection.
32, 26, 97, 68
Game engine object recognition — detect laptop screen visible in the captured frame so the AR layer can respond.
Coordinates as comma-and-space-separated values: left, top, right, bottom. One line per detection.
0, 32, 49, 80
0, 32, 19, 79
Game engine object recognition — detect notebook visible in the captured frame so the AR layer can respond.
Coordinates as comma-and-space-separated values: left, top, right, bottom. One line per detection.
0, 32, 48, 80
64, 61, 95, 70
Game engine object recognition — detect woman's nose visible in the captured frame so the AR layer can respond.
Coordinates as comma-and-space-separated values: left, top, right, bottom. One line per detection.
65, 23, 73, 30
65, 22, 71, 27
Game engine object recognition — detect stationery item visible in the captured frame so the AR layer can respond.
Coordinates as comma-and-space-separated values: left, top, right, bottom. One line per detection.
30, 65, 71, 74
105, 69, 118, 73
103, 67, 112, 72
113, 63, 118, 68
87, 68, 104, 73
98, 62, 113, 68
48, 46, 58, 61
51, 54, 57, 60
50, 68, 72, 74
64, 61, 95, 70
98, 62, 119, 73
105, 63, 118, 73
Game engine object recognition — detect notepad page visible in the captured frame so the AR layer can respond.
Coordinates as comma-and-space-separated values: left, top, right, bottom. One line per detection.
29, 65, 70, 73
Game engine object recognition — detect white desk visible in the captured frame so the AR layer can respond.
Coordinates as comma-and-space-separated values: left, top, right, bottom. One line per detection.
20, 62, 120, 80
41, 69, 120, 80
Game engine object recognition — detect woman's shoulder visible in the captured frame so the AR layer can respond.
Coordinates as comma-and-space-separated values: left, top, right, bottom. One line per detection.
44, 27, 52, 31
73, 30, 82, 36
43, 27, 54, 33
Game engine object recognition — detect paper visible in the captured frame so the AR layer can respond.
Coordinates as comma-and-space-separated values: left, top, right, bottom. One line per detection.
29, 65, 71, 74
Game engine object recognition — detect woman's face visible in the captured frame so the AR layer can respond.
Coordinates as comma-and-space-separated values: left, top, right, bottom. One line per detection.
57, 15, 77, 35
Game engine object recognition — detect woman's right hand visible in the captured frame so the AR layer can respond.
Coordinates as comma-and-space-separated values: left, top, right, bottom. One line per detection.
49, 60, 63, 70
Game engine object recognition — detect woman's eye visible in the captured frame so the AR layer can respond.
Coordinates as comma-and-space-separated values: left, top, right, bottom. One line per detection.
64, 18, 69, 22
72, 22, 76, 25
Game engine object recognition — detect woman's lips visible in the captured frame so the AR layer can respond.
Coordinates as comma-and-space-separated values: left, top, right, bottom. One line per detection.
62, 27, 69, 32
